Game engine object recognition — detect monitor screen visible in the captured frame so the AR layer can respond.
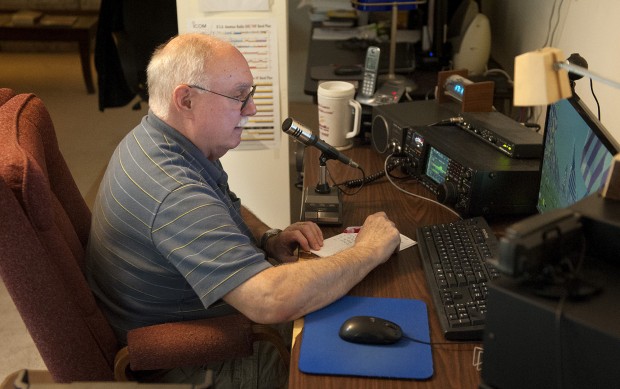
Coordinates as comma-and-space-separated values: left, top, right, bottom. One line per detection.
537, 94, 620, 213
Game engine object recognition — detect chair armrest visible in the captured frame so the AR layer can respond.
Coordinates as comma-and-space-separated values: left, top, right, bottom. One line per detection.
116, 314, 254, 378
114, 314, 290, 381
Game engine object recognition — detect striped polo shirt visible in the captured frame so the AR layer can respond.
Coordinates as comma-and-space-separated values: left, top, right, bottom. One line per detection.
86, 111, 272, 343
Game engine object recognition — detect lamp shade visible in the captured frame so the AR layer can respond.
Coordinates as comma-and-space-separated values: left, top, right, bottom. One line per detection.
513, 47, 572, 106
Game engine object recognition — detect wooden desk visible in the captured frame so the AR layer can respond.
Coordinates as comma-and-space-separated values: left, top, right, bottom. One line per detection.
289, 144, 482, 388
0, 14, 98, 94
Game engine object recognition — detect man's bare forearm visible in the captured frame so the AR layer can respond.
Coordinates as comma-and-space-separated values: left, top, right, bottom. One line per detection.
225, 243, 384, 323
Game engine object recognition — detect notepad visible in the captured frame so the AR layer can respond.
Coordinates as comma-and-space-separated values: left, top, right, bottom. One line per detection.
310, 232, 416, 257
299, 295, 434, 380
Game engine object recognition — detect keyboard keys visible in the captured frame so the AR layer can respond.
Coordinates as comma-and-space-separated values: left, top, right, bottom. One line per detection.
416, 217, 500, 340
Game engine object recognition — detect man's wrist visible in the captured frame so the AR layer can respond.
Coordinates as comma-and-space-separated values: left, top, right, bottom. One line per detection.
259, 228, 282, 250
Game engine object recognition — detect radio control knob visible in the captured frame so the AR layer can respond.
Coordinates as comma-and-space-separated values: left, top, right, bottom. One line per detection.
437, 181, 457, 205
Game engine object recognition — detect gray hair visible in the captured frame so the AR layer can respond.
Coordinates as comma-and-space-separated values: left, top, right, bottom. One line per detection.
147, 33, 227, 118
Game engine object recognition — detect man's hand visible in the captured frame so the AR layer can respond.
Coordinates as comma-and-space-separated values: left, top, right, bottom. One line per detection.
265, 221, 324, 263
353, 212, 400, 262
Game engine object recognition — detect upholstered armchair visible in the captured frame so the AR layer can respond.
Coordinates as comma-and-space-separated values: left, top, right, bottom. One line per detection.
0, 89, 289, 383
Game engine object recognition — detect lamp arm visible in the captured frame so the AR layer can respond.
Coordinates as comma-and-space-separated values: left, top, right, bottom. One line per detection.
555, 62, 620, 90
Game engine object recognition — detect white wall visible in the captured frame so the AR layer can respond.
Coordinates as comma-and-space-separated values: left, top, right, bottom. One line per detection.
483, 0, 620, 143
176, 1, 291, 228
288, 1, 314, 103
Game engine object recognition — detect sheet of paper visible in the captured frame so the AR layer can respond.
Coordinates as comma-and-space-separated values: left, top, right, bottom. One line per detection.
186, 17, 280, 150
310, 233, 416, 258
199, 0, 269, 12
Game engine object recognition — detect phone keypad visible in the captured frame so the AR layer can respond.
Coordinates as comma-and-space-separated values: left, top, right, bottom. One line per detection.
361, 73, 377, 96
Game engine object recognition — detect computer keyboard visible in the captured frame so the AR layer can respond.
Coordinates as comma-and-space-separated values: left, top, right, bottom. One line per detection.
416, 217, 501, 340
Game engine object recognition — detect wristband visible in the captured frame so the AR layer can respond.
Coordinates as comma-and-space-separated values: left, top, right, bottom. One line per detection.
260, 228, 282, 250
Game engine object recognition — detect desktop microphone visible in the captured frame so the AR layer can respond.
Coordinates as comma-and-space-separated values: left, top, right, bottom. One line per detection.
281, 117, 360, 169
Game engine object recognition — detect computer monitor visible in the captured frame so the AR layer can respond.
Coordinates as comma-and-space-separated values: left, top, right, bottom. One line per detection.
537, 92, 620, 213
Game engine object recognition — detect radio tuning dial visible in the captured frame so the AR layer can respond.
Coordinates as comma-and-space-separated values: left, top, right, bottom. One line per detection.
437, 181, 458, 205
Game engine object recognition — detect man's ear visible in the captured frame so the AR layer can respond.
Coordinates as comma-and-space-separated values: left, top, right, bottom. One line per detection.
173, 85, 193, 112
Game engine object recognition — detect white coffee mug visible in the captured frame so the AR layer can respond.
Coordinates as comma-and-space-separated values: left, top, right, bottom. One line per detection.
317, 81, 362, 150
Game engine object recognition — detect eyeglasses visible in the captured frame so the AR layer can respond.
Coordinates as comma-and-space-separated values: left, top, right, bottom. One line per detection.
187, 84, 256, 111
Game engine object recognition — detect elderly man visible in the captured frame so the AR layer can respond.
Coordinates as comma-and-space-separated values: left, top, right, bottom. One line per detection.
86, 33, 400, 388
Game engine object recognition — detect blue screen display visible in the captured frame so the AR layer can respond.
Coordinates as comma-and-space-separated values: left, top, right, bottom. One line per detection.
537, 98, 617, 213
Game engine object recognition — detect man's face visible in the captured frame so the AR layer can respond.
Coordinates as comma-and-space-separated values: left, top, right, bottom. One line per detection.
189, 48, 256, 160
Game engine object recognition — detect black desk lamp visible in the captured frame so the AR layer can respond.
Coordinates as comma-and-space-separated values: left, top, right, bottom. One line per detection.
351, 0, 426, 89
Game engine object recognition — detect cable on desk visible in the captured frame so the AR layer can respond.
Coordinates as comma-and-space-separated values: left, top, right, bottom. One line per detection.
383, 153, 462, 219
328, 165, 367, 196
403, 335, 479, 348
340, 158, 404, 188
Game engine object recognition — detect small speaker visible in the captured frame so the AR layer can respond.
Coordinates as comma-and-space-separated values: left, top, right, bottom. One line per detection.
371, 114, 390, 153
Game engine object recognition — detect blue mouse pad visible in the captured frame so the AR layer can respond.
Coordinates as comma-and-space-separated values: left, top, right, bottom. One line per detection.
299, 295, 433, 379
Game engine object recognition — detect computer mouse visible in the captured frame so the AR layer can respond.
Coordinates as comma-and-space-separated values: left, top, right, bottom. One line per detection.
339, 315, 403, 345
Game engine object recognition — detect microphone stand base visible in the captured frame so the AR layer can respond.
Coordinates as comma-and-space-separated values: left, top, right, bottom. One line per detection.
301, 186, 343, 225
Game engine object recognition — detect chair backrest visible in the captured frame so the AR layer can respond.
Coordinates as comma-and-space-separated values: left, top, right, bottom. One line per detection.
0, 87, 14, 106
0, 89, 119, 382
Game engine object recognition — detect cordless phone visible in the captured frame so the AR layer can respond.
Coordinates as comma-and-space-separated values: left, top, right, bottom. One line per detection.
356, 46, 405, 106
356, 46, 380, 104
